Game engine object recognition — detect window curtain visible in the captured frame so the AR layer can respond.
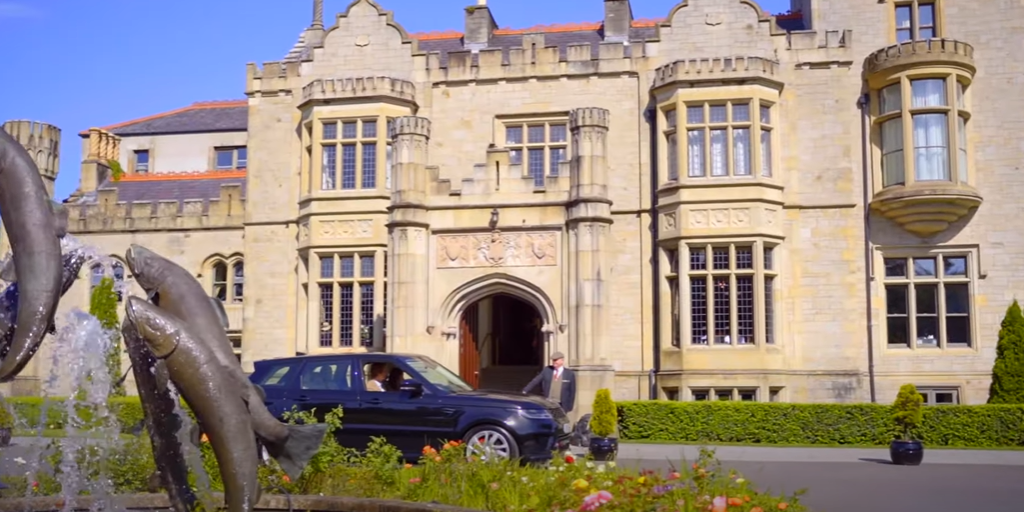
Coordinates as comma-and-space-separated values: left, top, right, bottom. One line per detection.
911, 79, 950, 181
687, 130, 704, 177
710, 129, 727, 176
733, 129, 750, 176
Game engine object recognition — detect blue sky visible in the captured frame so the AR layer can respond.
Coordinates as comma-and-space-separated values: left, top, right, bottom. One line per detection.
0, 0, 792, 201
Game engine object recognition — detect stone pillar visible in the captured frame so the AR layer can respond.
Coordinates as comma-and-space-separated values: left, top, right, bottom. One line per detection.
566, 108, 615, 420
387, 117, 432, 353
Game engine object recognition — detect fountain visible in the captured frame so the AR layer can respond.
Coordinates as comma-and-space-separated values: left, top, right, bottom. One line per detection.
0, 129, 478, 511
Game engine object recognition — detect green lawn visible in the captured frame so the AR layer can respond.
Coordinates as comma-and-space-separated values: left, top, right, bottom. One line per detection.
625, 439, 1024, 451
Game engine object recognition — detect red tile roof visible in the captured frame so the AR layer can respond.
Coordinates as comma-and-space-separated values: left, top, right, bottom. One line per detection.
115, 170, 247, 182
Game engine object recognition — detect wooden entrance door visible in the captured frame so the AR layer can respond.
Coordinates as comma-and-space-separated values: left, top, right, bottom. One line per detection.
459, 303, 480, 388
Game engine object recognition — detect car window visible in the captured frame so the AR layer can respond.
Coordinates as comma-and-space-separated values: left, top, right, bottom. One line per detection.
298, 360, 353, 391
362, 361, 414, 392
401, 357, 473, 393
254, 362, 299, 388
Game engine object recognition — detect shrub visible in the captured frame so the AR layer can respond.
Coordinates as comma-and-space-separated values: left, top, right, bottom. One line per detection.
892, 384, 924, 441
0, 400, 13, 429
590, 388, 617, 438
617, 401, 1024, 447
89, 276, 124, 397
989, 300, 1024, 404
5, 396, 145, 433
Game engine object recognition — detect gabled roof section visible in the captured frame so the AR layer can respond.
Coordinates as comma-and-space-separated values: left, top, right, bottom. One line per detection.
78, 100, 248, 138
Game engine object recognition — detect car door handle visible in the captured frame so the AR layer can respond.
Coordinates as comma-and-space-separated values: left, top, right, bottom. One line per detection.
294, 395, 311, 402
442, 408, 457, 414
364, 398, 383, 406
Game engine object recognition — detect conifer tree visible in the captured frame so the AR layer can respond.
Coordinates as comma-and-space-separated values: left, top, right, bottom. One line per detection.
89, 276, 124, 397
988, 299, 1024, 404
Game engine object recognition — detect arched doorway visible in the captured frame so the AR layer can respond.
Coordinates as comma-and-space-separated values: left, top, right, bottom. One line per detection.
459, 293, 545, 391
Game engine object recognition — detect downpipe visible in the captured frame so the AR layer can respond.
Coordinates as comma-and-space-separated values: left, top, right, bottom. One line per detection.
858, 93, 878, 403
646, 106, 662, 401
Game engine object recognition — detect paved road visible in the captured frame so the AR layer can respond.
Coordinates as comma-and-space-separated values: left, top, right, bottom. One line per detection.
5, 439, 1024, 511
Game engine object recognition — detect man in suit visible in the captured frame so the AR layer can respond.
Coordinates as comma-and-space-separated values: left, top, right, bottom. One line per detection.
522, 351, 576, 413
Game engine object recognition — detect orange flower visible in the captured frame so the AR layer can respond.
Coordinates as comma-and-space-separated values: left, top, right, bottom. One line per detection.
751, 508, 764, 512
281, 475, 291, 483
422, 445, 437, 455
727, 497, 744, 506
200, 433, 209, 443
434, 455, 442, 462
744, 496, 751, 502
778, 504, 789, 510
403, 463, 413, 469
409, 477, 421, 484
668, 471, 681, 480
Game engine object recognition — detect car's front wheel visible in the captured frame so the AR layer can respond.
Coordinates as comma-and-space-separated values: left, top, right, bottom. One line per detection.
464, 425, 519, 461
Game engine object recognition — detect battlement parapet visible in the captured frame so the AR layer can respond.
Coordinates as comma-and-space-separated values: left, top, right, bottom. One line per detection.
653, 56, 781, 90
422, 40, 639, 83
569, 108, 610, 130
246, 60, 302, 97
865, 38, 975, 77
300, 76, 416, 107
391, 116, 432, 139
66, 183, 245, 233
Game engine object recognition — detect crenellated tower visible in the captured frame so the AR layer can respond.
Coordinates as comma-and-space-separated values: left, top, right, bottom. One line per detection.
0, 120, 61, 259
566, 108, 615, 393
387, 117, 433, 353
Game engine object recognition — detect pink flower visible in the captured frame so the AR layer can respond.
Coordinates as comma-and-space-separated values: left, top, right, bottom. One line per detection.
579, 490, 614, 511
711, 496, 728, 512
409, 477, 421, 484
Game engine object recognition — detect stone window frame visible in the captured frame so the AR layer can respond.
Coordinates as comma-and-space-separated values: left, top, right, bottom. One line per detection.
878, 248, 977, 351
892, 0, 941, 43
318, 117, 389, 192
495, 115, 571, 188
657, 88, 778, 187
212, 146, 248, 170
672, 240, 777, 348
89, 258, 127, 303
313, 249, 386, 351
917, 386, 960, 405
690, 387, 760, 402
871, 71, 972, 190
131, 149, 151, 174
207, 255, 244, 304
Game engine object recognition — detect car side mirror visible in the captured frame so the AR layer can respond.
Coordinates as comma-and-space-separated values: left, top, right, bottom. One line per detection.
400, 379, 424, 397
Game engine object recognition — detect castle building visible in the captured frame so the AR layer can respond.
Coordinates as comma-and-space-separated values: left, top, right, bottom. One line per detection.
2, 0, 1021, 416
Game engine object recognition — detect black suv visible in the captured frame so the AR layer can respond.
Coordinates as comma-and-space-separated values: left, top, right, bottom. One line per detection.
249, 353, 573, 463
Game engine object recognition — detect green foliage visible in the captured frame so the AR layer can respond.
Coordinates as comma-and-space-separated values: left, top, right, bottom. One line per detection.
590, 388, 617, 438
88, 276, 124, 397
989, 300, 1024, 404
617, 401, 1024, 447
0, 399, 13, 429
6, 396, 143, 433
892, 384, 924, 441
107, 159, 125, 182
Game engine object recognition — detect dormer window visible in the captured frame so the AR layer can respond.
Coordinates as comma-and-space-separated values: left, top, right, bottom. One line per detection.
215, 147, 247, 170
133, 150, 149, 173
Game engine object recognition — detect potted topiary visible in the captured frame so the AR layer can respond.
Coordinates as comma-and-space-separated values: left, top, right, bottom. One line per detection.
890, 383, 924, 466
588, 388, 618, 462
0, 401, 13, 447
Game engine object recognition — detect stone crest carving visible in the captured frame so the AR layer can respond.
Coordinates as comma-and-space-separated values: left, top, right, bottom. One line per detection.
299, 222, 310, 241
661, 212, 677, 232
436, 231, 557, 268
318, 219, 373, 239
355, 35, 370, 47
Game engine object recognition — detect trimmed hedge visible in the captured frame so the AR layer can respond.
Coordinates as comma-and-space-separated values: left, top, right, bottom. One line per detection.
617, 401, 1024, 448
4, 396, 146, 434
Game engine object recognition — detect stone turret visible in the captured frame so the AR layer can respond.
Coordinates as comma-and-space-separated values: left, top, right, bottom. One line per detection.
0, 120, 61, 258
387, 117, 432, 353
2, 120, 60, 197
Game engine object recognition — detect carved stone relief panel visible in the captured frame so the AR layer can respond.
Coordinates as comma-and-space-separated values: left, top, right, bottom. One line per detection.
436, 231, 558, 268
689, 208, 753, 228
299, 221, 311, 241
660, 212, 677, 232
317, 219, 373, 239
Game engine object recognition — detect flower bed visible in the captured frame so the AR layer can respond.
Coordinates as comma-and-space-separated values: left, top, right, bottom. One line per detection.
2, 406, 806, 511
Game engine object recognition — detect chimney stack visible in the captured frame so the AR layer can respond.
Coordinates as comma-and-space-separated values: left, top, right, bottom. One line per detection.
463, 0, 497, 51
603, 0, 633, 42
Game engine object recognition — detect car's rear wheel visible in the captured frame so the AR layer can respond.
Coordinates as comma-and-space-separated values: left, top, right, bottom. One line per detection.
464, 425, 519, 461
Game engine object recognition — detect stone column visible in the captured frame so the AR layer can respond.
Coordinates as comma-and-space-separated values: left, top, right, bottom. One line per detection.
566, 108, 615, 419
387, 117, 432, 353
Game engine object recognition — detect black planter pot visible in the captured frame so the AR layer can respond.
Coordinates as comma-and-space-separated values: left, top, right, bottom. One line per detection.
588, 436, 618, 462
0, 427, 11, 448
889, 439, 924, 466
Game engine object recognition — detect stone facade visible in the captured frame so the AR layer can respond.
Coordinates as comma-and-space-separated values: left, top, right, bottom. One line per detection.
2, 0, 1022, 417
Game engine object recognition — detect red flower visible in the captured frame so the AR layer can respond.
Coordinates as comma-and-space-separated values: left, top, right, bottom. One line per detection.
565, 454, 576, 464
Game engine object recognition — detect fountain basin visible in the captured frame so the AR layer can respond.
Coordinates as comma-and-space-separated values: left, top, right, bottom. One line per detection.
0, 493, 481, 512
